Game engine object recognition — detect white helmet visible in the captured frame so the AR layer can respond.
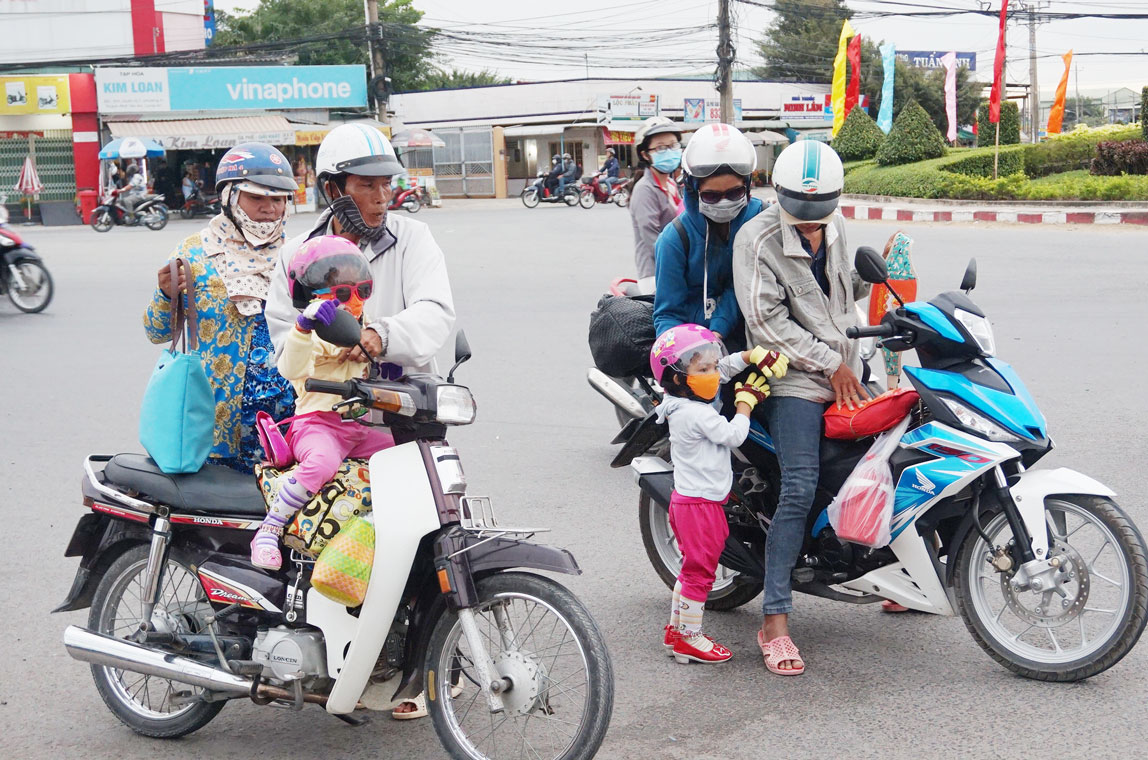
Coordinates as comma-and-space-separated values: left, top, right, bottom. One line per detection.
772, 140, 844, 225
682, 123, 757, 179
634, 116, 682, 152
316, 123, 404, 179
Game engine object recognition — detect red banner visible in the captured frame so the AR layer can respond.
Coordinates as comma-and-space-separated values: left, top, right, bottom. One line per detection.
1047, 50, 1073, 134
845, 34, 861, 116
989, 0, 1009, 124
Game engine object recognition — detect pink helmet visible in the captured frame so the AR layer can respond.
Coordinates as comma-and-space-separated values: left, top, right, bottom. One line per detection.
650, 323, 722, 384
287, 235, 371, 309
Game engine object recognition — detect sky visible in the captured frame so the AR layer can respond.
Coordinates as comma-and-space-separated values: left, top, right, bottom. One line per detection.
215, 0, 1148, 98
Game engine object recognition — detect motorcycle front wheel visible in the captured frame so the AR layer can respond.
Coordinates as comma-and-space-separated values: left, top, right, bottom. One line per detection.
88, 545, 225, 737
144, 205, 169, 231
6, 260, 53, 313
578, 189, 595, 209
91, 208, 113, 232
521, 188, 540, 209
638, 492, 762, 610
426, 572, 614, 760
954, 495, 1148, 681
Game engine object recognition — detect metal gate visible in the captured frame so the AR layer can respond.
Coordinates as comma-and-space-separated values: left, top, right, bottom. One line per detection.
432, 128, 494, 197
0, 130, 76, 220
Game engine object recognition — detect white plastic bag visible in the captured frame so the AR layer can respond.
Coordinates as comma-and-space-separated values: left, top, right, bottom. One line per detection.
827, 415, 912, 548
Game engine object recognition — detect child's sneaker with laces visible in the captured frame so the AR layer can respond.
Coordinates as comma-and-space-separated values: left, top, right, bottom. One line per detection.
672, 633, 732, 664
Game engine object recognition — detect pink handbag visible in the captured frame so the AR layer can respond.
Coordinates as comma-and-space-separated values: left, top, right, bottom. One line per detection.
255, 411, 295, 469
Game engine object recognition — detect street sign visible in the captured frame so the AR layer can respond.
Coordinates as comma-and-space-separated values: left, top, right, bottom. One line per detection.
684, 98, 742, 123
603, 94, 660, 120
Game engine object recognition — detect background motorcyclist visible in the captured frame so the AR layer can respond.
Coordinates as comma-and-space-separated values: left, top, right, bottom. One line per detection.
544, 153, 563, 194
599, 147, 622, 188
558, 151, 579, 196
121, 165, 147, 222
629, 115, 683, 279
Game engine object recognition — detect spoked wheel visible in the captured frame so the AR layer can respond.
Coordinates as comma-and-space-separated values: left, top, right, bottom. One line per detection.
638, 492, 762, 610
91, 209, 113, 232
578, 189, 595, 209
426, 573, 613, 760
521, 188, 540, 209
563, 190, 579, 207
88, 545, 225, 737
404, 195, 422, 213
144, 205, 169, 231
955, 496, 1148, 681
6, 260, 53, 313
612, 189, 630, 208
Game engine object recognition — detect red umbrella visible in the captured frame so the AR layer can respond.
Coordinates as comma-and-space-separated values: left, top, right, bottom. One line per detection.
15, 156, 44, 223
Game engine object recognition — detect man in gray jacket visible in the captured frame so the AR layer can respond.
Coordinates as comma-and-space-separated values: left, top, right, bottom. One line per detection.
732, 140, 868, 675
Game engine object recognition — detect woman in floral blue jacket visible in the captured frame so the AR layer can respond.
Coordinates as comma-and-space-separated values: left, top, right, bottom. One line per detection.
144, 143, 298, 473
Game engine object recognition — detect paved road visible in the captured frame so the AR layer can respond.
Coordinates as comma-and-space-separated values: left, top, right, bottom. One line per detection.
1, 203, 1146, 759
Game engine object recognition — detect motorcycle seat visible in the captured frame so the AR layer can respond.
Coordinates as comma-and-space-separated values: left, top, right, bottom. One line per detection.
102, 454, 267, 516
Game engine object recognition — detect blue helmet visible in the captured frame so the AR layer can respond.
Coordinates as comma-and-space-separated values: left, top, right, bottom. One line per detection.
215, 142, 298, 193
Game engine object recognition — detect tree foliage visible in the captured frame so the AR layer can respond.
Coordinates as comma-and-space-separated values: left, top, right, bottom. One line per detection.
214, 0, 434, 93
975, 101, 1020, 146
418, 67, 512, 90
832, 106, 884, 160
876, 99, 947, 165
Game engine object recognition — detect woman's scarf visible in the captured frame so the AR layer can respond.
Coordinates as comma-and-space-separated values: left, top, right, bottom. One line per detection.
201, 210, 284, 317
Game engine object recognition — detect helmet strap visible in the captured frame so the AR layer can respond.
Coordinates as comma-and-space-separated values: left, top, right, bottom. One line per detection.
329, 194, 387, 243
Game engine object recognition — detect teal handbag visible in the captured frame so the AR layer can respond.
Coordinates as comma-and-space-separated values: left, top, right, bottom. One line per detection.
139, 258, 215, 474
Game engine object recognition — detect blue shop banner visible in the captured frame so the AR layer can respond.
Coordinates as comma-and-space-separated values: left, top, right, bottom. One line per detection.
169, 66, 367, 110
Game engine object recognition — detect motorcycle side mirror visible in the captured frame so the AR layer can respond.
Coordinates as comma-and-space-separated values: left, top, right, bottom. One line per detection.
961, 258, 977, 293
448, 330, 472, 384
854, 246, 889, 284
314, 308, 362, 348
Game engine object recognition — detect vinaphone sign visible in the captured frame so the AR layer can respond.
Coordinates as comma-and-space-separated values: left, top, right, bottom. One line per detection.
95, 65, 367, 113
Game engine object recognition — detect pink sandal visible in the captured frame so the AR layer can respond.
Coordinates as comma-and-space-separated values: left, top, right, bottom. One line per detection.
756, 630, 805, 676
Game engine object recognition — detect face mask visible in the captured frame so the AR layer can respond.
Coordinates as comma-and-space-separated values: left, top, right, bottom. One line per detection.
699, 195, 748, 223
317, 291, 365, 320
329, 194, 387, 243
685, 372, 721, 401
650, 149, 682, 174
226, 187, 286, 247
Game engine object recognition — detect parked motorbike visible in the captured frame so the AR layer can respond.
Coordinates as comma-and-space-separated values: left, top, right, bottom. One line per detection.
389, 184, 424, 214
0, 195, 53, 313
56, 316, 614, 758
521, 172, 580, 208
618, 247, 1148, 681
578, 173, 629, 209
91, 187, 169, 232
179, 181, 221, 220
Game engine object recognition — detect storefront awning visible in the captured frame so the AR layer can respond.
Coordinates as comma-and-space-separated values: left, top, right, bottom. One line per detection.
107, 115, 296, 150
502, 124, 567, 138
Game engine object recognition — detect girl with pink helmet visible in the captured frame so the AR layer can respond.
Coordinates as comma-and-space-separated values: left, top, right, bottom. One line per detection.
251, 235, 394, 570
650, 323, 788, 664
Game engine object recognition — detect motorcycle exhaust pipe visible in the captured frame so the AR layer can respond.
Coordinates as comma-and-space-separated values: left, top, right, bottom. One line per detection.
63, 625, 252, 695
587, 368, 647, 420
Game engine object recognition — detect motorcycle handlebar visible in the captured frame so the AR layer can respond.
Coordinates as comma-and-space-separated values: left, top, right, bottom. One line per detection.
304, 379, 356, 397
846, 323, 897, 339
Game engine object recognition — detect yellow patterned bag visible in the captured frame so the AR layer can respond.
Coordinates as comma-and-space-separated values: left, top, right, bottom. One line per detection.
256, 459, 372, 557
312, 516, 375, 607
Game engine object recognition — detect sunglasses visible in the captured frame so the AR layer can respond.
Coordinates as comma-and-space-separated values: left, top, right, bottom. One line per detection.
698, 186, 748, 204
313, 281, 373, 303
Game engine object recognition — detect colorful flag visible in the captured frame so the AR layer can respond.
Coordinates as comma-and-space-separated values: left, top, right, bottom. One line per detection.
989, 0, 1009, 123
845, 34, 862, 116
941, 51, 958, 143
831, 19, 856, 137
877, 43, 896, 134
1047, 50, 1073, 134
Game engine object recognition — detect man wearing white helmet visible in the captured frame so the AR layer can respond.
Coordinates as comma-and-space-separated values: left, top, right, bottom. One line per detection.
266, 123, 455, 378
732, 139, 870, 676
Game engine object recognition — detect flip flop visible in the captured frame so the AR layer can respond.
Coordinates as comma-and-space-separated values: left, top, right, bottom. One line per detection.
881, 600, 910, 613
391, 684, 464, 720
757, 630, 805, 676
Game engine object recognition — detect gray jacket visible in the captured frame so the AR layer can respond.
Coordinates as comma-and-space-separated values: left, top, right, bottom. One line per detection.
629, 171, 678, 279
732, 203, 867, 403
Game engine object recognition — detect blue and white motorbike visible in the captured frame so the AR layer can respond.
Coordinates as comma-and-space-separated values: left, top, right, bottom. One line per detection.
622, 247, 1148, 681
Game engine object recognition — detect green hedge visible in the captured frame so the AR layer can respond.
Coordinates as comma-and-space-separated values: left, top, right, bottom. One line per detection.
1143, 86, 1147, 140
832, 106, 885, 161
940, 147, 1025, 178
976, 101, 1020, 146
1024, 124, 1142, 177
876, 99, 947, 166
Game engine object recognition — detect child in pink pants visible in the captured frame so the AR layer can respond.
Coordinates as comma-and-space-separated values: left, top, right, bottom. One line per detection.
649, 323, 788, 664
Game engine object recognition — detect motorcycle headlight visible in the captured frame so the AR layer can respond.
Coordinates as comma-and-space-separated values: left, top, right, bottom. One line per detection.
953, 308, 996, 356
436, 385, 477, 425
940, 397, 1020, 443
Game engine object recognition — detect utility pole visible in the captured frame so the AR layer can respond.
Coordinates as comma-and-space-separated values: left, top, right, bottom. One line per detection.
716, 0, 735, 124
1074, 62, 1081, 128
365, 0, 388, 124
1016, 1, 1048, 142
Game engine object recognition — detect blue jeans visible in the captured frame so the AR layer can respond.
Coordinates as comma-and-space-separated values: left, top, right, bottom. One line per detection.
762, 396, 826, 615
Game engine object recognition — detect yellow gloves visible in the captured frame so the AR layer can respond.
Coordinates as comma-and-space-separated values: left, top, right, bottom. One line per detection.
735, 373, 771, 410
748, 346, 790, 379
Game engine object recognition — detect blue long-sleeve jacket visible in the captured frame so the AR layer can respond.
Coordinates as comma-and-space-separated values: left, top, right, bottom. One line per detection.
601, 156, 620, 178
653, 186, 764, 342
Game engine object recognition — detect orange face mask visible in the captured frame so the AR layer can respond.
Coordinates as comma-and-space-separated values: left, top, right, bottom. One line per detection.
316, 291, 365, 320
685, 372, 720, 401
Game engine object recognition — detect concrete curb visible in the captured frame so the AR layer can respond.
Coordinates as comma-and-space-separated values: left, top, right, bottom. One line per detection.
839, 204, 1148, 226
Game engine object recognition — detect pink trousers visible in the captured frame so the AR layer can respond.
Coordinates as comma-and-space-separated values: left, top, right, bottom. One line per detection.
668, 490, 730, 602
286, 412, 395, 493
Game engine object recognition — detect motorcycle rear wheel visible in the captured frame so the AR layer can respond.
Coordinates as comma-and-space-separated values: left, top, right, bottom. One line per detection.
521, 188, 540, 209
426, 572, 614, 760
404, 195, 422, 213
145, 205, 169, 231
578, 189, 595, 209
179, 205, 194, 219
638, 492, 762, 610
954, 495, 1148, 681
6, 260, 53, 313
612, 189, 630, 208
563, 189, 579, 207
88, 545, 225, 738
91, 209, 113, 232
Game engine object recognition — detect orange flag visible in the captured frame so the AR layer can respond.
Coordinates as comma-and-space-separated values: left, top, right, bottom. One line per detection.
1047, 50, 1073, 134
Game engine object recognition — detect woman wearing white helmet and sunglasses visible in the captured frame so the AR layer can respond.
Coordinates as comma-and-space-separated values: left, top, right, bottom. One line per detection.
652, 123, 765, 351
266, 123, 455, 380
732, 139, 872, 676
